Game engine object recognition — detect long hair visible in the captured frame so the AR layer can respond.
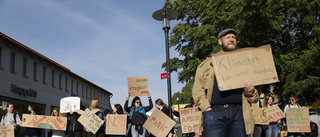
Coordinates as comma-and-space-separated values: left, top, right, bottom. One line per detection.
263, 95, 274, 107
51, 107, 64, 117
29, 104, 38, 114
130, 96, 142, 108
89, 98, 100, 110
155, 98, 168, 108
114, 104, 124, 114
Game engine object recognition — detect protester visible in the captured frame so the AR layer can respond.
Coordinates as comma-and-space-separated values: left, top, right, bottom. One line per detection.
124, 93, 153, 137
112, 104, 124, 115
0, 103, 22, 136
154, 98, 175, 137
49, 107, 65, 137
264, 95, 281, 137
66, 106, 84, 137
192, 28, 259, 137
106, 104, 126, 137
283, 93, 303, 137
84, 98, 105, 137
284, 94, 301, 114
23, 104, 42, 137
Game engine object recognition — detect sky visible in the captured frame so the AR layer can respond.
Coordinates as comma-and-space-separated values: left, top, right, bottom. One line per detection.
0, 0, 184, 110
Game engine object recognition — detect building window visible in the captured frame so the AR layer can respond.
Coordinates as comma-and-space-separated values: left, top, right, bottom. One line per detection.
82, 84, 84, 98
90, 88, 92, 99
22, 57, 28, 78
59, 74, 62, 90
65, 77, 68, 92
76, 82, 79, 96
0, 47, 2, 69
51, 71, 55, 88
42, 67, 47, 84
10, 52, 16, 73
86, 86, 89, 99
71, 79, 74, 94
33, 62, 38, 81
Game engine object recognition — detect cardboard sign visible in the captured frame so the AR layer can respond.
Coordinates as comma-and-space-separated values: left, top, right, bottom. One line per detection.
105, 114, 127, 135
143, 109, 175, 137
0, 125, 14, 137
286, 108, 311, 132
252, 107, 269, 125
266, 105, 286, 122
77, 108, 104, 134
21, 114, 67, 130
179, 107, 202, 133
127, 76, 149, 97
60, 97, 81, 113
212, 44, 280, 91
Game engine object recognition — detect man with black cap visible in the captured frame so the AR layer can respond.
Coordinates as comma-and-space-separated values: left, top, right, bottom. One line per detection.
192, 28, 259, 137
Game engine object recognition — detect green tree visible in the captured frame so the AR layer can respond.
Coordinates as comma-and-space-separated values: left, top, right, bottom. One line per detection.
165, 0, 320, 105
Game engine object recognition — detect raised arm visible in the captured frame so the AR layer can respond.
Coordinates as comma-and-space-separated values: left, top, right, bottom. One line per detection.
143, 93, 153, 112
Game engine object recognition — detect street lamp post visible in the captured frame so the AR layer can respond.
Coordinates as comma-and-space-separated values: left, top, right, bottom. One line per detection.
152, 8, 179, 119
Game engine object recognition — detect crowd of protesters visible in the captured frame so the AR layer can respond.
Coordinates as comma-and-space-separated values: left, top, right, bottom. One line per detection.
1, 92, 319, 137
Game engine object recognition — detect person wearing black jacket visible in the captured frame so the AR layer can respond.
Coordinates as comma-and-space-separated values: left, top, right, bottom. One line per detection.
124, 93, 153, 137
155, 98, 175, 137
65, 105, 84, 137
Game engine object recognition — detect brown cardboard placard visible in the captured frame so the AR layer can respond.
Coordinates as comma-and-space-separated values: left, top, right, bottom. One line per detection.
105, 114, 127, 135
212, 44, 279, 91
252, 107, 269, 125
21, 114, 67, 130
143, 109, 175, 137
21, 114, 67, 131
286, 108, 311, 132
179, 107, 202, 133
266, 105, 286, 122
0, 125, 14, 137
127, 76, 149, 97
77, 109, 104, 134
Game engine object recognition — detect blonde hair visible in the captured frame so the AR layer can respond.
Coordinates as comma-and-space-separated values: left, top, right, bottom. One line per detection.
89, 98, 100, 110
51, 107, 64, 117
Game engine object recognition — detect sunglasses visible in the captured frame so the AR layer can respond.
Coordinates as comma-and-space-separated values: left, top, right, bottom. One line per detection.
136, 101, 141, 104
290, 99, 296, 101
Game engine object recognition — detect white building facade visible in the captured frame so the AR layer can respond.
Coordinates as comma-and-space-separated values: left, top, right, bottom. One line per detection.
0, 32, 113, 117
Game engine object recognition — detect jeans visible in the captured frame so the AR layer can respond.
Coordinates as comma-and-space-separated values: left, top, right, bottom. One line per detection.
265, 123, 279, 137
131, 125, 146, 137
202, 105, 246, 137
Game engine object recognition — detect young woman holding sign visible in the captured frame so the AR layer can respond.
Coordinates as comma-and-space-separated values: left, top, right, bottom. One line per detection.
124, 92, 153, 137
50, 107, 65, 137
84, 98, 105, 137
155, 98, 176, 137
0, 103, 22, 136
263, 95, 281, 137
23, 104, 42, 137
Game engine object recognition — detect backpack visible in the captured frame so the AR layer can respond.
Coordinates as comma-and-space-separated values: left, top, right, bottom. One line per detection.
1, 113, 17, 124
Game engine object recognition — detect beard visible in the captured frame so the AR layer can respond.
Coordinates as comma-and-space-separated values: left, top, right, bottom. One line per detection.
222, 42, 237, 51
